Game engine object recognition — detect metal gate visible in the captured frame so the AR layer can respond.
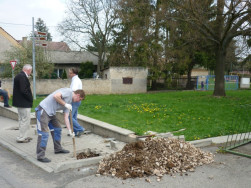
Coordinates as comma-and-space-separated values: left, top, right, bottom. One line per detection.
224, 104, 251, 158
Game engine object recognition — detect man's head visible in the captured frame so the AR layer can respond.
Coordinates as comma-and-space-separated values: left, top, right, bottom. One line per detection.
23, 64, 32, 76
72, 89, 85, 102
68, 68, 79, 78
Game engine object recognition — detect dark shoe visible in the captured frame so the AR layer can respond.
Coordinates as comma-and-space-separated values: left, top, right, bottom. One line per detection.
55, 149, 70, 154
4, 105, 12, 108
37, 157, 51, 163
76, 131, 83, 137
16, 139, 30, 143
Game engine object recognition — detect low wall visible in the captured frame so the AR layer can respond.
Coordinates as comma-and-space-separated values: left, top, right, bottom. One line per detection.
56, 112, 136, 143
0, 77, 146, 95
0, 78, 111, 95
0, 103, 137, 143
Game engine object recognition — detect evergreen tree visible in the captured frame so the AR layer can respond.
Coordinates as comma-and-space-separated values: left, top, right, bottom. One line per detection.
62, 69, 67, 79
78, 61, 95, 79
35, 18, 52, 41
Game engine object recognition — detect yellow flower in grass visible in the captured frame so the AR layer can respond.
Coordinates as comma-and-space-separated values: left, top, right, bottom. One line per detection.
95, 105, 102, 110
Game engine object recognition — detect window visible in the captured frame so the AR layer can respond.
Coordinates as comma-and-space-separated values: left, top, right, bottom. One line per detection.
123, 77, 133, 84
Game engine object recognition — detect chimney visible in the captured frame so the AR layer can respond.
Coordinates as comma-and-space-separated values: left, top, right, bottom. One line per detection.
22, 37, 27, 47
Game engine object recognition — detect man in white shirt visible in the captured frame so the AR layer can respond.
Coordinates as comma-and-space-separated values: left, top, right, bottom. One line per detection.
68, 68, 85, 137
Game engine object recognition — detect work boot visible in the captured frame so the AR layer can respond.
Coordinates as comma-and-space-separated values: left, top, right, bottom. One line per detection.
55, 149, 70, 154
37, 157, 51, 163
75, 131, 83, 138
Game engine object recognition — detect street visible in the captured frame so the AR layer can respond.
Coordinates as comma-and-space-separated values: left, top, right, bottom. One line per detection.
0, 143, 250, 188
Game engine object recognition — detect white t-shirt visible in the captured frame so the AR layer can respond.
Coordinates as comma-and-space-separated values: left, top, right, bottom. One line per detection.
70, 75, 82, 91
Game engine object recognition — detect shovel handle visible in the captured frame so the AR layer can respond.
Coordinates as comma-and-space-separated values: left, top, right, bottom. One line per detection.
69, 111, 77, 158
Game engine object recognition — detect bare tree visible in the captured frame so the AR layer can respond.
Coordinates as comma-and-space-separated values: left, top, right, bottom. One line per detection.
58, 0, 118, 76
171, 0, 251, 96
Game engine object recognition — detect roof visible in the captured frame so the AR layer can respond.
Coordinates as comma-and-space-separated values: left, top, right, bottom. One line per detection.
46, 41, 71, 52
0, 27, 21, 48
49, 51, 99, 65
17, 39, 71, 52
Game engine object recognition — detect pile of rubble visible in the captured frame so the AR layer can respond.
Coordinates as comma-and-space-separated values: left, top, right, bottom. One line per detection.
97, 137, 214, 180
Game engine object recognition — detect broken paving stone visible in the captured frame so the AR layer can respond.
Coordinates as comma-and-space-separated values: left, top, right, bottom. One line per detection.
110, 140, 117, 150
97, 137, 214, 180
104, 138, 116, 143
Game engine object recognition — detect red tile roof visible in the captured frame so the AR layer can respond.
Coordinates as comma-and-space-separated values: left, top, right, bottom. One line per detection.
47, 41, 71, 52
17, 39, 71, 52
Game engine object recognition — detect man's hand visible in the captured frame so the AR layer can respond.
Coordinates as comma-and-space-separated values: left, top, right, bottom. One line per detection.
68, 129, 75, 138
64, 103, 72, 111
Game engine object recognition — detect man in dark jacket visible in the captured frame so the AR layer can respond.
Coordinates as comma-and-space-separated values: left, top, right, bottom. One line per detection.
13, 64, 33, 143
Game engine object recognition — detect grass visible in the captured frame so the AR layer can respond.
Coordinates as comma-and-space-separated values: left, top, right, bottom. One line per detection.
27, 90, 251, 141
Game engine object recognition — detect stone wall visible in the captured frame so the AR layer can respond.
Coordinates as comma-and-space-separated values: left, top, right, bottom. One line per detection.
0, 78, 111, 95
0, 77, 145, 95
1, 67, 148, 95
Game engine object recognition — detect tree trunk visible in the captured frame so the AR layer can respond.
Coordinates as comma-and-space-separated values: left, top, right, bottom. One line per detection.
186, 68, 193, 90
213, 47, 226, 96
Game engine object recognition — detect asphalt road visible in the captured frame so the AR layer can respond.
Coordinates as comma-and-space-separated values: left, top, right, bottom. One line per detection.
0, 143, 250, 188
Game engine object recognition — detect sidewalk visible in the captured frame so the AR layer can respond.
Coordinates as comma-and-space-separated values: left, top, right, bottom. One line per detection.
0, 115, 126, 173
0, 103, 250, 174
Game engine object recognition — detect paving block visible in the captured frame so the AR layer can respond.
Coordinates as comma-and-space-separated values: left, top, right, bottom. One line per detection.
104, 138, 116, 143
157, 132, 174, 138
110, 140, 117, 150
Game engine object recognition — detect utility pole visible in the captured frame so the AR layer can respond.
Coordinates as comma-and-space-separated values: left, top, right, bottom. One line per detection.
32, 17, 36, 99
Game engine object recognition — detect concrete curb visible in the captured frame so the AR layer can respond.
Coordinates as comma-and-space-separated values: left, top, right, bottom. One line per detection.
188, 133, 251, 147
0, 103, 36, 124
54, 156, 103, 173
56, 112, 137, 143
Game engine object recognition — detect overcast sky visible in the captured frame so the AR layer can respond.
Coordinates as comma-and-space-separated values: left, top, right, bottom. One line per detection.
0, 0, 67, 42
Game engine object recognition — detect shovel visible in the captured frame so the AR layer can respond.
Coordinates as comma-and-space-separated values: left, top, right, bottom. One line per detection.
69, 111, 77, 158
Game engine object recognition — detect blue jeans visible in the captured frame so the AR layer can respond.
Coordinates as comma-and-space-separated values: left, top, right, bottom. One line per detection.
0, 89, 9, 106
71, 101, 84, 134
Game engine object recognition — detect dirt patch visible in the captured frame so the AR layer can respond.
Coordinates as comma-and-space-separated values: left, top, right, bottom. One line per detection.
97, 137, 214, 180
77, 152, 99, 160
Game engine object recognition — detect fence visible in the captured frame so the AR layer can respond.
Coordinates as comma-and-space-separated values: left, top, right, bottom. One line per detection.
197, 75, 239, 90
148, 77, 197, 90
223, 104, 251, 158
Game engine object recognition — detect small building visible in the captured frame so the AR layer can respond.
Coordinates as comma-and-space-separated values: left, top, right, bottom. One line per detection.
103, 67, 148, 94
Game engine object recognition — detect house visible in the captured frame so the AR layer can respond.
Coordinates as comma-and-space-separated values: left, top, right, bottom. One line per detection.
0, 27, 99, 77
18, 37, 99, 77
0, 27, 22, 64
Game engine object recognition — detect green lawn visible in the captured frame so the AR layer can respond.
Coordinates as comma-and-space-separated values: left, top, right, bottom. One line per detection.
29, 90, 251, 141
